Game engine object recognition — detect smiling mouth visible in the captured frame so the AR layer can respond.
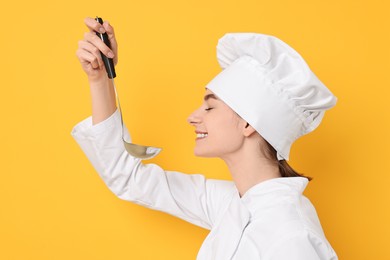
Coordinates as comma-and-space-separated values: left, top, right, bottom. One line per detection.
195, 132, 208, 140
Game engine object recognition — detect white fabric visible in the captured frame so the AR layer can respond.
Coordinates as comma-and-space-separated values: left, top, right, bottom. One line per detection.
71, 109, 338, 260
206, 33, 337, 160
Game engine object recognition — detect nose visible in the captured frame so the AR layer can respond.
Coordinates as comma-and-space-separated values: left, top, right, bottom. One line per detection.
187, 107, 202, 126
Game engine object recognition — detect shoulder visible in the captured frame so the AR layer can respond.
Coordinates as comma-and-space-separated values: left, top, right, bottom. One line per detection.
262, 229, 338, 260
243, 190, 336, 258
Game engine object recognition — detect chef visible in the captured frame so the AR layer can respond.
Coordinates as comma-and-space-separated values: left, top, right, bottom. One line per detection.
73, 17, 338, 259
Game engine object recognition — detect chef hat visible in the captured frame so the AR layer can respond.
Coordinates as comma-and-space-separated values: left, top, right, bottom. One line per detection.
205, 33, 337, 160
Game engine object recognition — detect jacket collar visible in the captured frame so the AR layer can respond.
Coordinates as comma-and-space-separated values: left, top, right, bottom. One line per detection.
240, 177, 309, 215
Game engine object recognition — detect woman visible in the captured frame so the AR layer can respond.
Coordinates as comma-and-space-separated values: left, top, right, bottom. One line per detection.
73, 17, 338, 259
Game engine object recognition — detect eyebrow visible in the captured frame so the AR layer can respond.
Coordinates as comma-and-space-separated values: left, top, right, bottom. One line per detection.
203, 94, 219, 101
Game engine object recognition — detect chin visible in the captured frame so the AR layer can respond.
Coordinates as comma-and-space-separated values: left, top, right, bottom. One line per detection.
194, 148, 218, 158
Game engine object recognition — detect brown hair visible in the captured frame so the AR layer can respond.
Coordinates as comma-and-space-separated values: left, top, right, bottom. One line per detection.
242, 120, 312, 181
263, 139, 312, 181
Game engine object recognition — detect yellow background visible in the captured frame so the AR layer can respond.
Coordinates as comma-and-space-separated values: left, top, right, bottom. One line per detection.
1, 0, 389, 259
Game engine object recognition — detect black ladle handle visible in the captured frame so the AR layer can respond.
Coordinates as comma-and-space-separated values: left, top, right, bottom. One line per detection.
95, 16, 116, 79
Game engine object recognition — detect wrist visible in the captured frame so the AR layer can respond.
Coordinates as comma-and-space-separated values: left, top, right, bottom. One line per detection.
88, 75, 109, 88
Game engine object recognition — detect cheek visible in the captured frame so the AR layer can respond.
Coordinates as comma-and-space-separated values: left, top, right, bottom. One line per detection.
209, 115, 244, 148
193, 107, 245, 157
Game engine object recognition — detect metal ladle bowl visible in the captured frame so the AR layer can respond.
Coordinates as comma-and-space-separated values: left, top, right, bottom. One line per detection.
114, 80, 162, 160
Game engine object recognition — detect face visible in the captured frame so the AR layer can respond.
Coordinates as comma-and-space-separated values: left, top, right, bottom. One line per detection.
187, 89, 248, 158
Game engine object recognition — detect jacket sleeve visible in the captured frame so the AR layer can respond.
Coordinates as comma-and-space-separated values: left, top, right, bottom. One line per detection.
71, 109, 235, 230
264, 230, 338, 260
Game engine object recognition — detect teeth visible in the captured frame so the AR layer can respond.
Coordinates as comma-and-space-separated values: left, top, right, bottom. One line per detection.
196, 133, 208, 138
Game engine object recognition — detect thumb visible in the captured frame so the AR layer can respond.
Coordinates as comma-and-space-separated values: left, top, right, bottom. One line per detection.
103, 21, 118, 65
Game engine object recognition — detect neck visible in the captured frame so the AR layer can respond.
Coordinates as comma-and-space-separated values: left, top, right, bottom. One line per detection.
222, 143, 281, 197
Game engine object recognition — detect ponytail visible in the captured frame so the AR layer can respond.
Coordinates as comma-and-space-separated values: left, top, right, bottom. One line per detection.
263, 140, 312, 181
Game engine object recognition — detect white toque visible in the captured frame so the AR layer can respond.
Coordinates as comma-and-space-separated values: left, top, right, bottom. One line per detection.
206, 33, 337, 160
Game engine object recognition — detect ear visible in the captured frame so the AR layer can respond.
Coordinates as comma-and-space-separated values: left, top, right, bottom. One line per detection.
243, 122, 257, 137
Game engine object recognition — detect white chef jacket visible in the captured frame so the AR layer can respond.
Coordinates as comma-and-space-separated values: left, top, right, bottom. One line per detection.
71, 109, 338, 260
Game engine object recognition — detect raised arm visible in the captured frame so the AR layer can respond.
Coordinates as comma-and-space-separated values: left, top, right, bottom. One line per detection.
75, 17, 117, 124
73, 18, 235, 230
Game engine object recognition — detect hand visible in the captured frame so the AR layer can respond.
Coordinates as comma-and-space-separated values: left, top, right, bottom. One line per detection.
76, 17, 118, 82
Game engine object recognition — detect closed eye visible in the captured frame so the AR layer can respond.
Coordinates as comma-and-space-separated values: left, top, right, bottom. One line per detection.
205, 108, 213, 111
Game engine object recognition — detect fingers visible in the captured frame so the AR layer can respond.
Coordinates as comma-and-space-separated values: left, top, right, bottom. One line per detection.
83, 17, 115, 59
83, 31, 113, 59
102, 21, 115, 38
84, 17, 106, 34
78, 17, 118, 76
76, 40, 104, 69
76, 49, 99, 70
102, 21, 118, 65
